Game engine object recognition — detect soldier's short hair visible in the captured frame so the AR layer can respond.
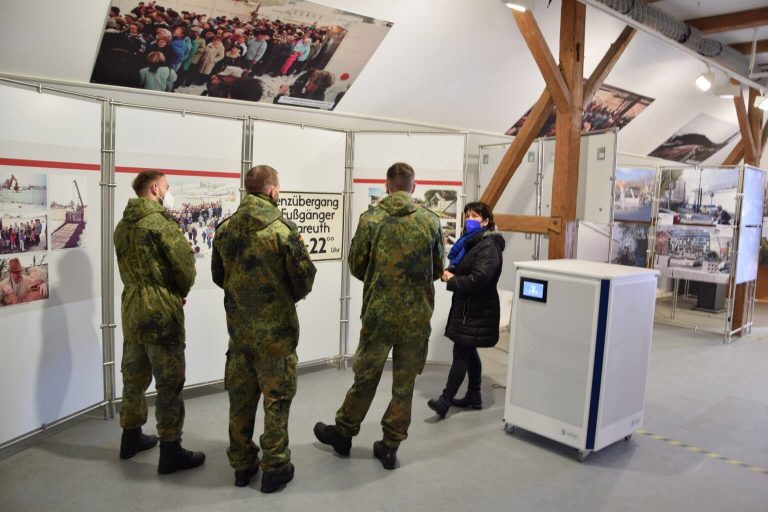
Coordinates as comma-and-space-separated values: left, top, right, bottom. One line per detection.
386, 162, 415, 192
244, 165, 279, 195
132, 171, 166, 196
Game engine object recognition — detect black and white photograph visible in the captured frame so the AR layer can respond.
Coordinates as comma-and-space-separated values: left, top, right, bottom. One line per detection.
0, 257, 49, 307
91, 0, 392, 110
649, 113, 739, 164
49, 176, 88, 250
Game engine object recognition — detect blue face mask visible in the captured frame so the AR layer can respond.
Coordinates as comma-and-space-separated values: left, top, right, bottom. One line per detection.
465, 219, 482, 234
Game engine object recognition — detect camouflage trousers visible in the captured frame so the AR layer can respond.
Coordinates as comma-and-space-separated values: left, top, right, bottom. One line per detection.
335, 337, 428, 448
120, 341, 186, 442
225, 346, 298, 472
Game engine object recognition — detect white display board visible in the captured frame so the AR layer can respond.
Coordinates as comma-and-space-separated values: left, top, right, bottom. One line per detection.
349, 132, 465, 363
735, 166, 766, 284
0, 83, 103, 445
252, 121, 347, 363
478, 141, 540, 291
113, 107, 242, 396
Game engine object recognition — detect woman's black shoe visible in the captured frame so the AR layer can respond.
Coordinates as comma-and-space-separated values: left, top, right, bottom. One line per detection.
451, 392, 482, 409
427, 395, 451, 418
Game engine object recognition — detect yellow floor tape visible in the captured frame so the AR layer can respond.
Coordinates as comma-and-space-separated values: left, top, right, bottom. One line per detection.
636, 429, 768, 475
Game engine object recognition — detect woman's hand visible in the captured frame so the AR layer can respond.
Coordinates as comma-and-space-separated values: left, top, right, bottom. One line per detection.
441, 270, 454, 282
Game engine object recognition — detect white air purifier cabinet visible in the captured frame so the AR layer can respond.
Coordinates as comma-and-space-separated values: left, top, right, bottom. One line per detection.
503, 259, 658, 460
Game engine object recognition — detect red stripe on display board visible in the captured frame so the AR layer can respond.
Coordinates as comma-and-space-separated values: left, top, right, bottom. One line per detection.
115, 166, 240, 179
0, 158, 100, 171
353, 178, 463, 186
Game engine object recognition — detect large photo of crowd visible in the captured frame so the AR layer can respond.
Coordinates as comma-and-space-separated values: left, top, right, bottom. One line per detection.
164, 177, 239, 258
508, 83, 654, 137
91, 0, 392, 110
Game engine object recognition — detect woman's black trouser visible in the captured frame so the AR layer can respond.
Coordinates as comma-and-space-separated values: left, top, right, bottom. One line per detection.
442, 344, 482, 399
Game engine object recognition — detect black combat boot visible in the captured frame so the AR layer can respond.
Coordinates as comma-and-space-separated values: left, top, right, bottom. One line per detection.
427, 394, 452, 418
313, 422, 351, 455
157, 439, 206, 474
234, 460, 259, 487
119, 428, 158, 460
260, 462, 294, 493
373, 441, 397, 470
451, 390, 483, 410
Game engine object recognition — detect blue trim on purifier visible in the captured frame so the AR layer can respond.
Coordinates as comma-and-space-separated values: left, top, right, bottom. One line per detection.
586, 279, 610, 450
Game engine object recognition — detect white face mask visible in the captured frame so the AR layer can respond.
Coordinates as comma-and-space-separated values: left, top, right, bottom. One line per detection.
162, 190, 175, 209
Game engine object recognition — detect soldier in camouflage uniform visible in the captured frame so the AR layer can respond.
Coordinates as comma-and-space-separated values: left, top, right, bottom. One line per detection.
314, 162, 444, 470
212, 165, 316, 493
114, 171, 205, 474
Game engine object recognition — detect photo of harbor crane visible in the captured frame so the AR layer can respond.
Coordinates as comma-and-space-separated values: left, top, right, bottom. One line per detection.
48, 175, 88, 250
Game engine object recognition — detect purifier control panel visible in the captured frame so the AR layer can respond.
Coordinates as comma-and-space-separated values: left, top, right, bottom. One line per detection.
519, 277, 547, 303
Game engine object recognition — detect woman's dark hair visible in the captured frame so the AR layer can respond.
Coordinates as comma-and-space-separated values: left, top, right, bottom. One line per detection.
464, 201, 495, 230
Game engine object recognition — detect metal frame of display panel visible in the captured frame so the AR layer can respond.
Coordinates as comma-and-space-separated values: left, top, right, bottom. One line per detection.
349, 130, 469, 364
0, 76, 111, 452
649, 164, 760, 343
0, 79, 471, 453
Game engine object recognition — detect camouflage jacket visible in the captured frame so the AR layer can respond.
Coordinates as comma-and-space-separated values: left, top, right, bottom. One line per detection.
350, 191, 444, 344
212, 193, 316, 355
115, 198, 196, 345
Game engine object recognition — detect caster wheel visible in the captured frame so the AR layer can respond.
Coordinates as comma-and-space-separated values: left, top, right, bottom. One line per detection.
504, 423, 516, 434
624, 434, 632, 441
577, 450, 590, 462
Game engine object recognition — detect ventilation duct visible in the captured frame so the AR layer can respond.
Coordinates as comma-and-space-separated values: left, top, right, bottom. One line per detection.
593, 0, 750, 75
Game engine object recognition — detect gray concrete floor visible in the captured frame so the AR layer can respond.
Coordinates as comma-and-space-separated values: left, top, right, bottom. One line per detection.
2, 309, 768, 511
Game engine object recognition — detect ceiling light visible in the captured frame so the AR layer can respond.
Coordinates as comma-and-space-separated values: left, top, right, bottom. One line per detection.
754, 95, 768, 110
505, 0, 534, 12
713, 82, 741, 99
695, 70, 714, 91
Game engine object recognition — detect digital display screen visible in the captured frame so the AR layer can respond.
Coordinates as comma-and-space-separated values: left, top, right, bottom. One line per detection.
519, 277, 547, 303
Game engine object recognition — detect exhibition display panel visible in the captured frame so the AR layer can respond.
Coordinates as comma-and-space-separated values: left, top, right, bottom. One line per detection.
348, 132, 467, 363
504, 260, 657, 460
251, 120, 348, 364
0, 82, 105, 446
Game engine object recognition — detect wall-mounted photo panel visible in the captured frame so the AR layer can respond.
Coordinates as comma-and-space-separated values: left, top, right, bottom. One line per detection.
654, 224, 733, 274
659, 167, 739, 226
166, 176, 239, 259
611, 222, 649, 268
576, 222, 612, 263
0, 256, 49, 308
49, 175, 88, 250
92, 0, 392, 111
613, 167, 655, 223
0, 172, 47, 213
0, 214, 48, 255
741, 166, 765, 227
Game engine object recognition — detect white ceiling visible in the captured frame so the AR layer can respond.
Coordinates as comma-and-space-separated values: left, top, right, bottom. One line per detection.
0, 0, 763, 164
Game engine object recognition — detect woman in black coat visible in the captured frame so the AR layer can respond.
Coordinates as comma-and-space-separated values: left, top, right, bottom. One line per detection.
428, 202, 505, 418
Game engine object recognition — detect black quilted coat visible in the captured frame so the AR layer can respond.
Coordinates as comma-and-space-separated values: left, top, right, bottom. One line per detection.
444, 231, 505, 347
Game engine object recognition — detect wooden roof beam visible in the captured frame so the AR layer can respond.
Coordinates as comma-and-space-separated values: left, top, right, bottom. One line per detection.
583, 26, 636, 108
730, 39, 768, 55
686, 7, 768, 35
480, 89, 554, 209
734, 88, 758, 164
512, 10, 572, 114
